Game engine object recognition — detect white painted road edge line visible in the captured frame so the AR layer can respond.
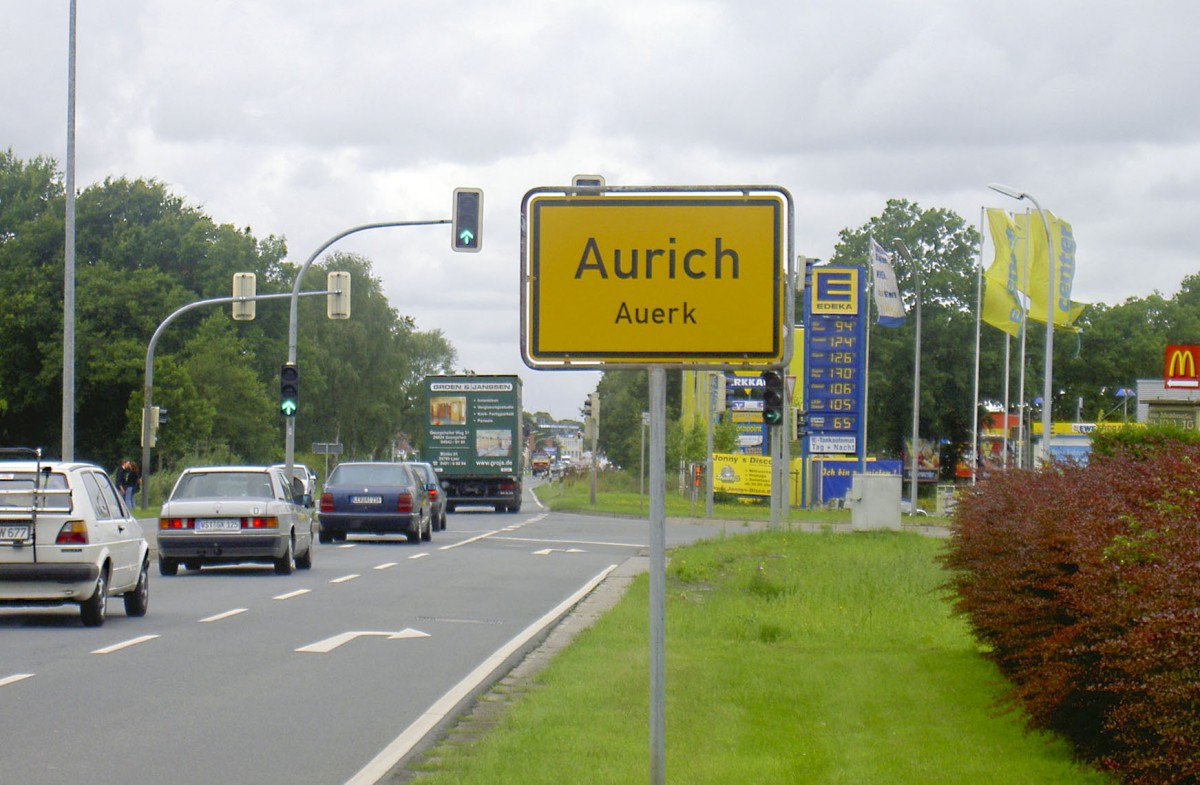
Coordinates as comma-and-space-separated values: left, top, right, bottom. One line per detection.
91, 634, 160, 655
344, 562, 620, 785
0, 673, 35, 688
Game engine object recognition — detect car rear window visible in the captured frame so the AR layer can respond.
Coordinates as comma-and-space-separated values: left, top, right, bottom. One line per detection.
0, 471, 72, 512
328, 465, 410, 486
172, 472, 276, 500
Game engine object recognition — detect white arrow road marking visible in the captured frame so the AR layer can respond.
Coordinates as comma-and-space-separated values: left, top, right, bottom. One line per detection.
0, 673, 35, 688
200, 608, 248, 623
274, 589, 311, 600
91, 635, 160, 655
532, 547, 587, 556
295, 628, 430, 654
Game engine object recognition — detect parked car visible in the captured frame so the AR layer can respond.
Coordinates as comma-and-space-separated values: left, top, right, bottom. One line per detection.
270, 462, 319, 502
0, 448, 150, 626
318, 462, 431, 544
405, 461, 447, 531
157, 465, 315, 576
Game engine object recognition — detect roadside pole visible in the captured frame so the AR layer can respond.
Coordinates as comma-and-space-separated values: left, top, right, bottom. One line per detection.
648, 367, 666, 785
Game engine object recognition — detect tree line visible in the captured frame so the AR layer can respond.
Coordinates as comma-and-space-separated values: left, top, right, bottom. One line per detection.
0, 149, 456, 474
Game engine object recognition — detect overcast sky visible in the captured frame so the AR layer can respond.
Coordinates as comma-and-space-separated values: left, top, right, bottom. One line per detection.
5, 1, 1198, 421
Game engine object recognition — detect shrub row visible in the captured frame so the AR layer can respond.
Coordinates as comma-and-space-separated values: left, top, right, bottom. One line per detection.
943, 440, 1200, 784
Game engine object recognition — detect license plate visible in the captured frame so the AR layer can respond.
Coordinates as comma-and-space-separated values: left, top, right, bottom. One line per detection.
350, 495, 382, 505
0, 524, 30, 541
195, 518, 241, 532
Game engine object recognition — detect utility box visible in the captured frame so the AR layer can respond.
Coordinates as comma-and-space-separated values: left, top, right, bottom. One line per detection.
845, 473, 901, 531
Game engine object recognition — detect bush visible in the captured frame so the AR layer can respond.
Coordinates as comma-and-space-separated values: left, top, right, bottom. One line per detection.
943, 443, 1200, 783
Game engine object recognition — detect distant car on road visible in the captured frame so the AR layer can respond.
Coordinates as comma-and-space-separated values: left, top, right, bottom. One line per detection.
157, 465, 315, 576
318, 462, 431, 544
405, 461, 447, 531
271, 462, 318, 503
0, 448, 151, 626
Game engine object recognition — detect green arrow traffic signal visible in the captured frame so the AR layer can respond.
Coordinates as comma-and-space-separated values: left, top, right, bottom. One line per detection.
280, 363, 299, 417
457, 227, 475, 246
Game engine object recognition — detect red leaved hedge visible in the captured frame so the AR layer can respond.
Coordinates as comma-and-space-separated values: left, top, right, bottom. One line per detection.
943, 444, 1200, 784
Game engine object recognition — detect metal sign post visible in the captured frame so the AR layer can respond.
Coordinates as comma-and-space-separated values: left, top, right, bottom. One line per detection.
521, 182, 793, 785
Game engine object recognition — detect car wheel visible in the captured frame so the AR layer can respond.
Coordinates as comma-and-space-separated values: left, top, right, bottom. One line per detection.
275, 536, 295, 575
123, 559, 150, 617
438, 511, 447, 531
318, 528, 333, 544
158, 556, 179, 576
421, 512, 432, 542
185, 560, 202, 571
295, 538, 313, 570
81, 567, 108, 627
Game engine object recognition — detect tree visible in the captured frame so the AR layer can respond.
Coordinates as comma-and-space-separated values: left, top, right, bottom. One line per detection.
830, 199, 984, 476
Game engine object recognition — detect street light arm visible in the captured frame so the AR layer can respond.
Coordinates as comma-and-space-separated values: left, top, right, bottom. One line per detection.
988, 182, 1027, 201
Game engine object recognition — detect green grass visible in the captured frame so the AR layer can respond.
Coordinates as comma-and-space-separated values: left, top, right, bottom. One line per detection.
409, 529, 1112, 784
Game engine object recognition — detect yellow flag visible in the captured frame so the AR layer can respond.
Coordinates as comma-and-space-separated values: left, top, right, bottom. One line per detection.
982, 209, 1024, 336
1020, 211, 1085, 330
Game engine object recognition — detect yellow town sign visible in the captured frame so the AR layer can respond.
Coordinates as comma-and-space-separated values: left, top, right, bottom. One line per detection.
522, 190, 788, 367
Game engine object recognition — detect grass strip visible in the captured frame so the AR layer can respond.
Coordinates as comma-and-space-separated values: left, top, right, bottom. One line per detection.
407, 529, 1112, 784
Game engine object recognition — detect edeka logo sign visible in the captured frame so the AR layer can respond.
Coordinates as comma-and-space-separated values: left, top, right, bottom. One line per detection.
811, 268, 859, 315
1164, 344, 1200, 388
522, 191, 787, 367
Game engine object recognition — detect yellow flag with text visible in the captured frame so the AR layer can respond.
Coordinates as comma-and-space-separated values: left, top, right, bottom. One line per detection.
982, 208, 1024, 336
1017, 211, 1086, 331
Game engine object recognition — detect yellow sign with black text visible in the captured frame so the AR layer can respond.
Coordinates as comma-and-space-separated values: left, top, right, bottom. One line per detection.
523, 191, 787, 367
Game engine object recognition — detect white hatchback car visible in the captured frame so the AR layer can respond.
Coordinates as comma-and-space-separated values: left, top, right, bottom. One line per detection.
0, 449, 151, 627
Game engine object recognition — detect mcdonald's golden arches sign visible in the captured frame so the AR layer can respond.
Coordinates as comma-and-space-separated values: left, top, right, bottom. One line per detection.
1164, 345, 1200, 388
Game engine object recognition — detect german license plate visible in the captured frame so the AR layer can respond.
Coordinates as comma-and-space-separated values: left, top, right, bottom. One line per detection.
0, 524, 30, 540
195, 518, 241, 532
351, 495, 382, 505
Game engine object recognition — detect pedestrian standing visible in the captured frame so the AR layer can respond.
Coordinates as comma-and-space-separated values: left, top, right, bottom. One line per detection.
123, 460, 140, 510
115, 460, 131, 501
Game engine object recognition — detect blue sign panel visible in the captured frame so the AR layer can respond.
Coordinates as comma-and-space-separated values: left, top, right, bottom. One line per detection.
803, 267, 866, 457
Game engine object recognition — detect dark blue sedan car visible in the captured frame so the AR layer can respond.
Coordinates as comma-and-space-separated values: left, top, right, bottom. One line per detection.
317, 462, 431, 544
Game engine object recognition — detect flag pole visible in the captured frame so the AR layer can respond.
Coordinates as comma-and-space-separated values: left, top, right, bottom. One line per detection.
970, 208, 983, 484
861, 238, 873, 474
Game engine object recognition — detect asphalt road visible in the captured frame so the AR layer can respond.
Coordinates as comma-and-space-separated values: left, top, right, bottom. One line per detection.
0, 489, 733, 785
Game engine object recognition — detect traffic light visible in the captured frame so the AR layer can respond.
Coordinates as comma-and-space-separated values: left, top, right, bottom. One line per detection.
582, 395, 593, 418
155, 407, 168, 427
762, 370, 784, 426
280, 363, 299, 417
327, 271, 351, 319
452, 187, 483, 252
232, 272, 256, 321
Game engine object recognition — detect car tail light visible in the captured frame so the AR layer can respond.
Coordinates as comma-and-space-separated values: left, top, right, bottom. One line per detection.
242, 516, 279, 529
55, 520, 89, 545
499, 480, 516, 492
159, 517, 194, 530
319, 493, 333, 513
396, 492, 413, 513
427, 487, 439, 501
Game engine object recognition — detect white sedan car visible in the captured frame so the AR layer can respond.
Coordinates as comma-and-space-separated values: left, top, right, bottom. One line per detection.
0, 449, 151, 627
157, 465, 314, 576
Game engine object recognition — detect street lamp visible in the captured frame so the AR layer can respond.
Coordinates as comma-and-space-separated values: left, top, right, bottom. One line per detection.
1115, 387, 1135, 423
989, 183, 1055, 464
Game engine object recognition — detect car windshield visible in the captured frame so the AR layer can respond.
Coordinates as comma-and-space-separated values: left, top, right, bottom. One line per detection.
0, 471, 71, 511
328, 464, 409, 486
171, 471, 275, 500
